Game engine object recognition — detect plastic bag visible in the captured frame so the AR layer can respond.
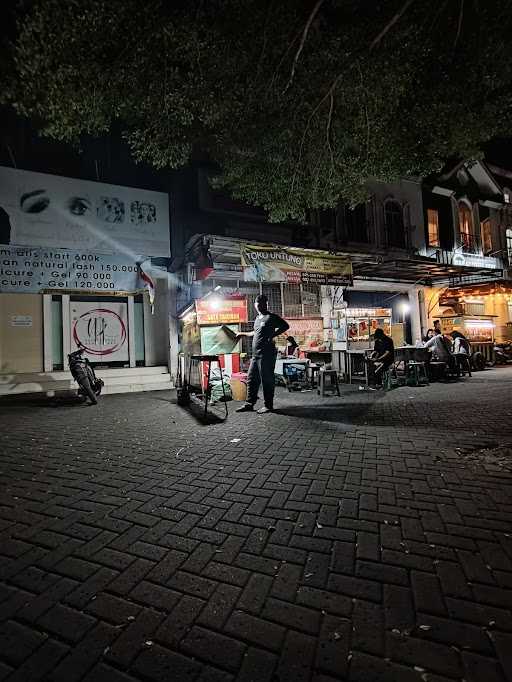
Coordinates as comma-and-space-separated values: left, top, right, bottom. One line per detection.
210, 380, 232, 402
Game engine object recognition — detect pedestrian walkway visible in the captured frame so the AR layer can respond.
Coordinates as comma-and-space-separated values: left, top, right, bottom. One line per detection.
0, 368, 511, 681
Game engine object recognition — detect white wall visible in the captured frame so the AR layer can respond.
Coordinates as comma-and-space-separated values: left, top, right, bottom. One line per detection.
0, 294, 44, 373
143, 277, 170, 366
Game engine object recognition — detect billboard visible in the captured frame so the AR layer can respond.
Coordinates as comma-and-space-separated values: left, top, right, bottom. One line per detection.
0, 166, 170, 256
0, 245, 144, 293
241, 244, 352, 285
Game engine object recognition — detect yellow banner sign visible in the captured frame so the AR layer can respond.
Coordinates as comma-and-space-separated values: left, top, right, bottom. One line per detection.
241, 244, 352, 285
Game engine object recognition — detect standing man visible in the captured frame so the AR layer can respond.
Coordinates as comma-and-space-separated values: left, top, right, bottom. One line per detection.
236, 294, 289, 413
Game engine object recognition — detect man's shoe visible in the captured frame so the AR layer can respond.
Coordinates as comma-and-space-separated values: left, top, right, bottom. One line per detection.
257, 406, 272, 414
236, 404, 254, 412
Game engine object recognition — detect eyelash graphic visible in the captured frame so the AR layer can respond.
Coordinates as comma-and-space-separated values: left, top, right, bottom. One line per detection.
20, 190, 50, 213
68, 197, 91, 216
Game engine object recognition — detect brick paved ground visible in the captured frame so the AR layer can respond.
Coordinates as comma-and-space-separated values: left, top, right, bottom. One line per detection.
1, 367, 512, 682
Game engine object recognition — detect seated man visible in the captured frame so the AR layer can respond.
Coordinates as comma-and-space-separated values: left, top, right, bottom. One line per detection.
424, 331, 453, 362
368, 328, 395, 385
424, 330, 457, 377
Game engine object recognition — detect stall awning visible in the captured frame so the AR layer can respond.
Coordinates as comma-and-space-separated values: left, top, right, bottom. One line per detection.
185, 234, 504, 286
444, 280, 512, 297
352, 256, 503, 285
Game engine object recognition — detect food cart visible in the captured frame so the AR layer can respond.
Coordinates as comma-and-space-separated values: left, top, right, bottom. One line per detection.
178, 294, 247, 414
331, 307, 392, 382
440, 314, 496, 362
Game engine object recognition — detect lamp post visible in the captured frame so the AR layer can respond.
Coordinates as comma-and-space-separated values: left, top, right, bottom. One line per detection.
400, 301, 411, 345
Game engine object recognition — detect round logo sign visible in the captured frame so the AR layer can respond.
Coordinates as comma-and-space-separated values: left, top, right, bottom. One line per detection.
72, 308, 127, 356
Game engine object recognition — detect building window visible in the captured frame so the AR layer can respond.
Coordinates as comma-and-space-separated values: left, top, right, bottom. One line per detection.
458, 202, 478, 253
507, 228, 512, 265
427, 208, 440, 247
344, 204, 368, 243
384, 200, 405, 248
481, 219, 492, 255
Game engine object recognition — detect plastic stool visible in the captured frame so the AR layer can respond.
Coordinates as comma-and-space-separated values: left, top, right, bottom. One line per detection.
382, 365, 402, 390
317, 369, 341, 396
407, 361, 429, 386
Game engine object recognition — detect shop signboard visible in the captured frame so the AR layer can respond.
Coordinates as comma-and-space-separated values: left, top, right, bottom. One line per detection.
285, 317, 325, 350
436, 250, 501, 270
10, 314, 32, 327
71, 301, 129, 362
196, 296, 248, 325
440, 317, 463, 335
241, 244, 352, 285
0, 245, 148, 293
0, 166, 170, 256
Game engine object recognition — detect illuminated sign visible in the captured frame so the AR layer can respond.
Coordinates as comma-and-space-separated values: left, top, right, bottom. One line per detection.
195, 296, 248, 325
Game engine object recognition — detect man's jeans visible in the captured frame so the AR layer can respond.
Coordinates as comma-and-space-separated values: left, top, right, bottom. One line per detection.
246, 351, 277, 408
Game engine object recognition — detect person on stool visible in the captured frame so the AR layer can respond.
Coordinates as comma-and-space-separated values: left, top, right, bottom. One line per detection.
285, 336, 300, 358
235, 294, 289, 413
368, 328, 395, 386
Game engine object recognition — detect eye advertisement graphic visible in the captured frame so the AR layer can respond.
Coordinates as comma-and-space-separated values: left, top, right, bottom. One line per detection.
0, 166, 170, 257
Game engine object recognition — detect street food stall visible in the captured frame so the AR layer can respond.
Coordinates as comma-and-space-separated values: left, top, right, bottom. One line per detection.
330, 307, 393, 382
178, 236, 354, 395
178, 293, 246, 416
440, 314, 496, 362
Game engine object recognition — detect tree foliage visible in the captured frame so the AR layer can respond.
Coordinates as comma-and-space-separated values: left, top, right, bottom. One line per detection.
3, 0, 512, 220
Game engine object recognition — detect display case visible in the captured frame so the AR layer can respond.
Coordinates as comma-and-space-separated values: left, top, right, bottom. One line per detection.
440, 315, 496, 344
332, 307, 392, 350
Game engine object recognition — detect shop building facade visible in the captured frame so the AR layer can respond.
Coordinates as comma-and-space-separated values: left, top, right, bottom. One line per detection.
0, 166, 174, 396
2, 154, 511, 396
421, 161, 511, 358
171, 163, 510, 376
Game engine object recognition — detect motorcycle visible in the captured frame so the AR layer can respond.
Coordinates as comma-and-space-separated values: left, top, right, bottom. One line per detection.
470, 351, 487, 371
68, 348, 104, 404
493, 343, 512, 365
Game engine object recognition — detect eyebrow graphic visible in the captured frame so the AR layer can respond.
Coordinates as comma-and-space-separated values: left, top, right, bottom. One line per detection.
20, 189, 48, 207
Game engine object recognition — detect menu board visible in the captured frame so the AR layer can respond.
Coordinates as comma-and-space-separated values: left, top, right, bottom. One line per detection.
284, 317, 325, 350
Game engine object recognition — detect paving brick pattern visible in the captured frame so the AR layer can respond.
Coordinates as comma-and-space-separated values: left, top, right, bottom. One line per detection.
1, 368, 512, 681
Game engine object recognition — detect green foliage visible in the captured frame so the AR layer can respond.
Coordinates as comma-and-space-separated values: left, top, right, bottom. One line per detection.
3, 0, 512, 220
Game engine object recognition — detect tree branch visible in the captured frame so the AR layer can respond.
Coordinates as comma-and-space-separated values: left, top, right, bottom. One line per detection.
454, 0, 464, 50
290, 72, 342, 198
283, 0, 325, 93
356, 61, 370, 164
326, 89, 335, 175
370, 0, 416, 51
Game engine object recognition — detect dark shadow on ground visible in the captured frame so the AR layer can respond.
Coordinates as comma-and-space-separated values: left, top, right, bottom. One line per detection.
0, 394, 85, 412
274, 402, 375, 425
273, 397, 506, 431
160, 395, 229, 425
